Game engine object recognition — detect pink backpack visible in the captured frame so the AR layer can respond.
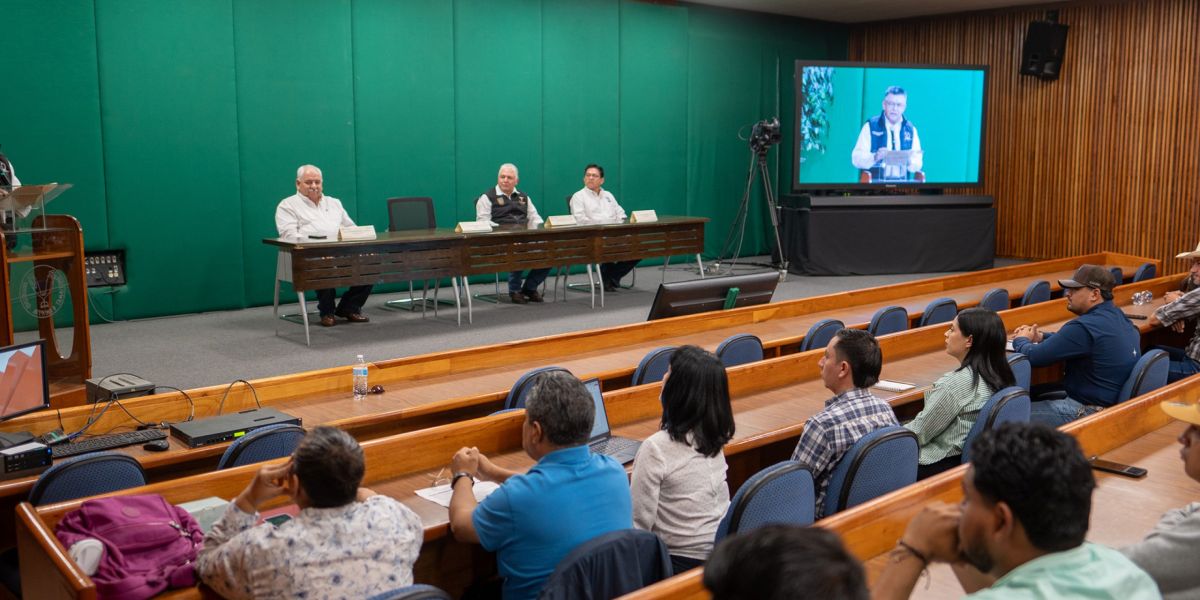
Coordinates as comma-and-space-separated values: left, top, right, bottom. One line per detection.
54, 494, 204, 600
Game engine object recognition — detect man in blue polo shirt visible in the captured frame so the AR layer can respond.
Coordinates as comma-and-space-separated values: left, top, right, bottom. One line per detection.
1010, 264, 1141, 427
448, 371, 632, 600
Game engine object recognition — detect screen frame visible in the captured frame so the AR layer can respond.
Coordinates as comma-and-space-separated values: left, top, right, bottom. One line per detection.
583, 378, 611, 443
792, 60, 989, 192
647, 271, 779, 321
0, 339, 50, 422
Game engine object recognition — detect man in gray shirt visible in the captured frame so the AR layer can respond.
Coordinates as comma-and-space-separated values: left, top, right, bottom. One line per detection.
1121, 399, 1200, 600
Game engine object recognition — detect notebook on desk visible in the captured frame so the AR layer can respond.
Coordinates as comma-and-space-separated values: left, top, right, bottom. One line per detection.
584, 378, 641, 464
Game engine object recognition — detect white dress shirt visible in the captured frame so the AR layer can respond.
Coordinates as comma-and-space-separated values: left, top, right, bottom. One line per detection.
569, 187, 626, 225
275, 193, 355, 240
475, 186, 542, 229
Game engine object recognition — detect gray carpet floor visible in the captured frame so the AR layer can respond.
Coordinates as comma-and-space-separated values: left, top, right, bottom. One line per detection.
22, 257, 1022, 391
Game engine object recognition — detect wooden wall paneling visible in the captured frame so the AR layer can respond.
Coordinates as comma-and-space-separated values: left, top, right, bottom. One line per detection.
850, 0, 1200, 273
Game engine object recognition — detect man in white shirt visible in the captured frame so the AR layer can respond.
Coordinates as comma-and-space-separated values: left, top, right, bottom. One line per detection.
275, 165, 372, 327
570, 164, 638, 292
475, 163, 549, 304
850, 86, 923, 182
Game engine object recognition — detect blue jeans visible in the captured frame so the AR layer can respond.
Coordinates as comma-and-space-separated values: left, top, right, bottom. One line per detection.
1151, 345, 1200, 383
1029, 397, 1104, 428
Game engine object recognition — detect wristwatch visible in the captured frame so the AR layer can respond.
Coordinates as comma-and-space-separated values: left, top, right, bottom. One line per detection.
451, 471, 475, 487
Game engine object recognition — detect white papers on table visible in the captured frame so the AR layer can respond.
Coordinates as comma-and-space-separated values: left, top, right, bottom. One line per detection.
873, 379, 916, 393
415, 481, 500, 508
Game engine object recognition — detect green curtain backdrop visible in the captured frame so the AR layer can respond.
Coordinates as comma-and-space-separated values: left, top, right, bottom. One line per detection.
0, 0, 846, 320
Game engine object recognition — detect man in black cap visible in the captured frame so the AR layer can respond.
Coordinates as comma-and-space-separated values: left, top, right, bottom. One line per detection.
1011, 264, 1141, 426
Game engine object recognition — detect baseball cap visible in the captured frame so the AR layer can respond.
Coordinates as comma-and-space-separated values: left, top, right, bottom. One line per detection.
1058, 264, 1114, 292
1175, 242, 1200, 261
1161, 400, 1200, 425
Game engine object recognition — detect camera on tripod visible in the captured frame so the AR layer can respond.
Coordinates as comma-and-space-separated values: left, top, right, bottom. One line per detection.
749, 117, 782, 152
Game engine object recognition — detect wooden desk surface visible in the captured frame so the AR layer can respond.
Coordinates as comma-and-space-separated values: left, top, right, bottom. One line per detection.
13, 280, 1179, 599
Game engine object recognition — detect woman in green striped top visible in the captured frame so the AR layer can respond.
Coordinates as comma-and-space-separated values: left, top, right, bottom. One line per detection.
905, 307, 1016, 479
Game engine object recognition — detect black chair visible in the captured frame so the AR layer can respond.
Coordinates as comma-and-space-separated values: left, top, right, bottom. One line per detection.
505, 366, 573, 410
29, 452, 147, 506
918, 297, 958, 328
714, 461, 814, 542
1132, 262, 1156, 282
1110, 267, 1124, 285
715, 334, 764, 368
822, 426, 918, 516
979, 287, 1010, 312
385, 197, 452, 315
632, 347, 675, 385
1020, 280, 1050, 306
537, 529, 671, 600
868, 306, 908, 337
800, 319, 843, 352
961, 387, 1031, 464
1007, 352, 1031, 390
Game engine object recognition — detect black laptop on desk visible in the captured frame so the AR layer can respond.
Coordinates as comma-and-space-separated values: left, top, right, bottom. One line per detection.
583, 378, 641, 464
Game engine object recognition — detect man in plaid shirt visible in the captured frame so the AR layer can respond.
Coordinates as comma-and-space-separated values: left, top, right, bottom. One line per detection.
791, 328, 899, 517
1150, 243, 1200, 382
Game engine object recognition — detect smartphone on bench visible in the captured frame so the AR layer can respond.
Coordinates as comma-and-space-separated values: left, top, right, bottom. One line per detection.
1089, 456, 1147, 478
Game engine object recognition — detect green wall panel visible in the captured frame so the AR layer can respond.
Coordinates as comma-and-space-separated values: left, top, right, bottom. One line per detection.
618, 1, 688, 219
4, 0, 848, 322
235, 0, 357, 306
541, 0, 620, 211
454, 0, 543, 219
352, 0, 456, 230
95, 0, 243, 319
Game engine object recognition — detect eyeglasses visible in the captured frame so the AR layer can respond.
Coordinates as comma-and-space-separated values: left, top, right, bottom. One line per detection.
427, 467, 450, 488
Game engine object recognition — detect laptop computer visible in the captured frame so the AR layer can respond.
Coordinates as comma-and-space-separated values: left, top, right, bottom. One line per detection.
583, 378, 641, 464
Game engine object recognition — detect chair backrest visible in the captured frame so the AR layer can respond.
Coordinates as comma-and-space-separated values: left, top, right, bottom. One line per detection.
961, 386, 1031, 464
1132, 262, 1156, 282
868, 306, 908, 337
800, 319, 844, 352
1020, 280, 1050, 306
1006, 352, 1032, 390
714, 461, 814, 543
918, 297, 958, 328
505, 366, 572, 410
30, 452, 147, 506
979, 287, 1010, 312
631, 347, 676, 386
537, 529, 671, 600
822, 426, 918, 516
1117, 349, 1169, 403
217, 424, 307, 470
1110, 267, 1124, 285
715, 334, 764, 368
387, 197, 436, 232
367, 584, 452, 600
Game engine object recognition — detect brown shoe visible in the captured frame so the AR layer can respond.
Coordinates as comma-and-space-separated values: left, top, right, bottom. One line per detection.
337, 312, 370, 323
320, 315, 336, 327
509, 292, 528, 304
523, 290, 544, 303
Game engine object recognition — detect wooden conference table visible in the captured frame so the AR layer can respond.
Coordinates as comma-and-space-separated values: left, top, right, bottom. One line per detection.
622, 374, 1199, 600
0, 253, 1159, 544
13, 276, 1178, 598
264, 216, 707, 342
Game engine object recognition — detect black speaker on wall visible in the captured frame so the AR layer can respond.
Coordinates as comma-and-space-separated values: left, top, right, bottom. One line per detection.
1020, 18, 1069, 80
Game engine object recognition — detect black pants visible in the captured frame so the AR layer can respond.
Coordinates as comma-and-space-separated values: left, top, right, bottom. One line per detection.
315, 284, 373, 317
917, 454, 962, 480
601, 260, 639, 286
671, 554, 703, 575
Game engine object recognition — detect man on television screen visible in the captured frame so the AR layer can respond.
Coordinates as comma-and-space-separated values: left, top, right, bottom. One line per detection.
851, 86, 923, 182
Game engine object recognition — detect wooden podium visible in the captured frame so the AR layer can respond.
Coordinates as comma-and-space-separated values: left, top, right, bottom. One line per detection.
0, 184, 91, 407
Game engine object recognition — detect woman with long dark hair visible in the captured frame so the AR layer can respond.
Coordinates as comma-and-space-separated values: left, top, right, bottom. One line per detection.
905, 307, 1016, 479
630, 345, 735, 575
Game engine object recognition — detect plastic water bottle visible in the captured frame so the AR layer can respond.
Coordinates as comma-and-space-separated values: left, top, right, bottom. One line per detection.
353, 355, 369, 401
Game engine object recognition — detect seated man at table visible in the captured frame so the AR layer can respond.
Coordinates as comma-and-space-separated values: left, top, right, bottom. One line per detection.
1121, 399, 1200, 599
790, 328, 899, 518
703, 524, 868, 600
1148, 244, 1200, 382
476, 162, 550, 304
276, 164, 373, 327
570, 163, 638, 292
448, 370, 633, 600
197, 426, 423, 600
1011, 264, 1140, 426
872, 422, 1159, 600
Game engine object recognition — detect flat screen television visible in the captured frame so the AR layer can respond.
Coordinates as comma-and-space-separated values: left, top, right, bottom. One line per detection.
0, 339, 49, 422
793, 61, 987, 190
647, 272, 779, 321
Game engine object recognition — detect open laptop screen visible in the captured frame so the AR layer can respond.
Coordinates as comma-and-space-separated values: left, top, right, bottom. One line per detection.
584, 378, 611, 442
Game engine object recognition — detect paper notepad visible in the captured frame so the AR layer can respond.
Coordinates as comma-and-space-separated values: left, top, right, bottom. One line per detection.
873, 379, 916, 393
415, 481, 500, 508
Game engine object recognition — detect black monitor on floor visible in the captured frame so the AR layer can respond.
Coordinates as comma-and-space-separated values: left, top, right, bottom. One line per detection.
647, 272, 779, 321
